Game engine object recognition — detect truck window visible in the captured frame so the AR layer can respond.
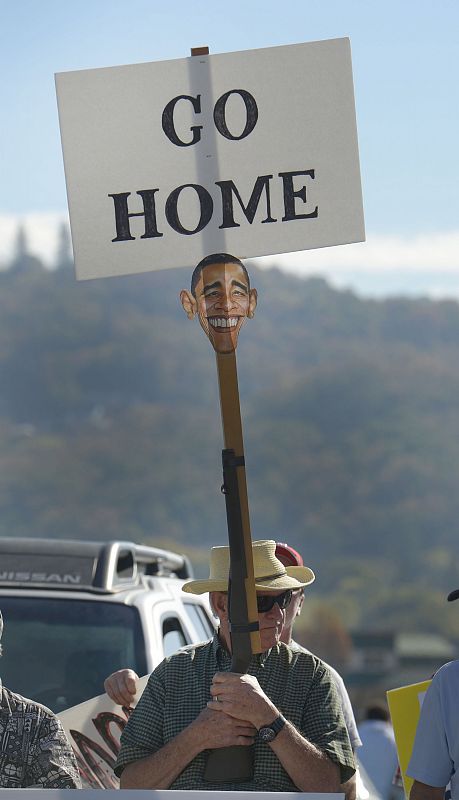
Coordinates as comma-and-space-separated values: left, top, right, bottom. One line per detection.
161, 615, 188, 657
0, 596, 147, 712
183, 602, 215, 641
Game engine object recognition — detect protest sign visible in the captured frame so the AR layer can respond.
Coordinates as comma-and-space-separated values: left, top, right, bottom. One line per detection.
58, 676, 148, 788
387, 679, 432, 798
55, 39, 364, 280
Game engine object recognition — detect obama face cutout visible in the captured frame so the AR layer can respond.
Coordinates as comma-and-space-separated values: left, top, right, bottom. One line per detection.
180, 254, 257, 354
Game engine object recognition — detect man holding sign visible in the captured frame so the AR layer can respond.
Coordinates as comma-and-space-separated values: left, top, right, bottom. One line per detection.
114, 540, 355, 792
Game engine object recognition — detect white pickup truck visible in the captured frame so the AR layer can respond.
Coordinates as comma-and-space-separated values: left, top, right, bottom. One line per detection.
0, 537, 215, 712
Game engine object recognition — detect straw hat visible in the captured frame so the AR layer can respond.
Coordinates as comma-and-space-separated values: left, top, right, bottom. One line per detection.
182, 539, 315, 594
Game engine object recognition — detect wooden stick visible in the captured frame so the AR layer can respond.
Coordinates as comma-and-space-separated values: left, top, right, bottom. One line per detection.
186, 55, 259, 776
216, 351, 261, 656
190, 46, 209, 56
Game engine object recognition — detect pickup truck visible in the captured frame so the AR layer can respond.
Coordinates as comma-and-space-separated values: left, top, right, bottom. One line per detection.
0, 537, 215, 712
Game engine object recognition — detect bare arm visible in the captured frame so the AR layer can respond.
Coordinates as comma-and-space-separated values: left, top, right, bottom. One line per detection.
120, 721, 201, 789
209, 672, 341, 792
268, 718, 340, 791
119, 707, 256, 789
341, 771, 357, 800
410, 780, 446, 800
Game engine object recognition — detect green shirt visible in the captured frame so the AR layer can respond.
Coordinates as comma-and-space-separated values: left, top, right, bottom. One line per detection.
115, 635, 355, 791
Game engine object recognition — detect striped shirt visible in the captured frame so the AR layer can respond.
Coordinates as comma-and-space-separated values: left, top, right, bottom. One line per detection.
115, 634, 355, 791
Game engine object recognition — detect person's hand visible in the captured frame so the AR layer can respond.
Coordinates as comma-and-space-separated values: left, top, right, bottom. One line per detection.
104, 668, 139, 706
208, 672, 278, 729
190, 706, 256, 750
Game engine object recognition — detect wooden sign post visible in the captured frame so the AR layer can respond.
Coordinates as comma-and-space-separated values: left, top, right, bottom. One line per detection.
216, 347, 261, 669
180, 244, 261, 780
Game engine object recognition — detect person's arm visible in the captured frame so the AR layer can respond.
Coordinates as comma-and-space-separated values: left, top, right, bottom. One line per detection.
120, 706, 256, 789
267, 717, 340, 791
323, 669, 359, 798
342, 771, 357, 800
407, 667, 453, 792
104, 668, 139, 706
29, 712, 82, 789
410, 779, 446, 800
209, 672, 341, 791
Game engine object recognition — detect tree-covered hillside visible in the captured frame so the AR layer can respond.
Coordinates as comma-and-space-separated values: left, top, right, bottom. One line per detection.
1, 242, 459, 639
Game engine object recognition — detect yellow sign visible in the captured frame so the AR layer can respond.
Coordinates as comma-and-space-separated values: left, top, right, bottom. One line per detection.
387, 679, 431, 798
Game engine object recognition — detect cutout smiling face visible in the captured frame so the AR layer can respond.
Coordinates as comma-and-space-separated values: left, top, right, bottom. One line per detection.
180, 254, 257, 354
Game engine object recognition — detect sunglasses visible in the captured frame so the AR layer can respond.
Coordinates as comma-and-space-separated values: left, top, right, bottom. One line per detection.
256, 589, 293, 614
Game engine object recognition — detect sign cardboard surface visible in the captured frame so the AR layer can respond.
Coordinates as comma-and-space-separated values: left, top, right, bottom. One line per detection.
58, 676, 149, 788
387, 679, 432, 798
55, 39, 365, 280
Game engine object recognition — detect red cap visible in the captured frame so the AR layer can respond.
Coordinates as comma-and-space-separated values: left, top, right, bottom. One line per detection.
275, 542, 304, 568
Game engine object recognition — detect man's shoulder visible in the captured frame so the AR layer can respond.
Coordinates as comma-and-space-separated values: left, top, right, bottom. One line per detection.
431, 658, 459, 689
281, 641, 330, 679
1, 685, 57, 720
177, 637, 214, 654
286, 639, 316, 660
288, 640, 339, 678
150, 637, 214, 676
172, 636, 214, 661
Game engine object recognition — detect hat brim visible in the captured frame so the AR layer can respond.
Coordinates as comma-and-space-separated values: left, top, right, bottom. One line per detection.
182, 565, 315, 595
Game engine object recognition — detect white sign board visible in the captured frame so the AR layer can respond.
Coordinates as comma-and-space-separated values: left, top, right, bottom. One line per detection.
55, 39, 364, 281
58, 677, 148, 788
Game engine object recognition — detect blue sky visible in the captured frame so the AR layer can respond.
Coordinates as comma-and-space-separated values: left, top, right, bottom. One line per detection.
1, 0, 459, 296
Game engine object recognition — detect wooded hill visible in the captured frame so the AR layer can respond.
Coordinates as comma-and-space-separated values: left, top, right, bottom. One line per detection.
2, 242, 459, 640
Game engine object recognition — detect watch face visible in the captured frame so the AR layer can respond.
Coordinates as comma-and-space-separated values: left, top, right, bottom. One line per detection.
258, 726, 276, 743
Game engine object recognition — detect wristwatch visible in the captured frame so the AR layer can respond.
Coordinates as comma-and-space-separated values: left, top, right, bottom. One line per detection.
257, 714, 286, 743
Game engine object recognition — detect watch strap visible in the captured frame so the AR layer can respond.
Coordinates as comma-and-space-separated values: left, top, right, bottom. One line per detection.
270, 714, 286, 735
258, 713, 286, 742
